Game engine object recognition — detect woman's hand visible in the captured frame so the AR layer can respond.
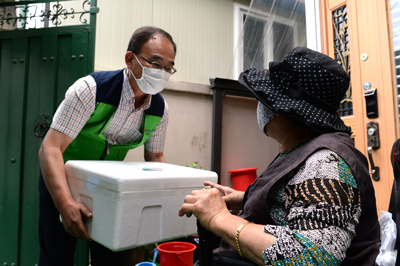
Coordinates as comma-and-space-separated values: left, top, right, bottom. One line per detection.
204, 181, 245, 211
178, 188, 231, 232
179, 185, 277, 266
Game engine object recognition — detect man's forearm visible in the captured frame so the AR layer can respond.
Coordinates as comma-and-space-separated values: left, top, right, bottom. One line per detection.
39, 145, 73, 210
144, 150, 166, 163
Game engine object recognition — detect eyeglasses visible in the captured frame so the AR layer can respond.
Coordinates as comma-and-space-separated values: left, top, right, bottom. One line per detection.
136, 54, 177, 74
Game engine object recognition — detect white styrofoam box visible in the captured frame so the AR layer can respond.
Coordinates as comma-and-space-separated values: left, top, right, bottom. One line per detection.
64, 160, 218, 251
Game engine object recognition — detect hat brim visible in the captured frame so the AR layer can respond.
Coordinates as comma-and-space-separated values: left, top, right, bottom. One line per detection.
239, 68, 352, 135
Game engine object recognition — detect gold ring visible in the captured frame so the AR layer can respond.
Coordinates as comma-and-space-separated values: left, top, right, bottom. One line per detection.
203, 186, 211, 190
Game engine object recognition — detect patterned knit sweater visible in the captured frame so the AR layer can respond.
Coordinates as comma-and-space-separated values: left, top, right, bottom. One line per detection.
262, 147, 361, 265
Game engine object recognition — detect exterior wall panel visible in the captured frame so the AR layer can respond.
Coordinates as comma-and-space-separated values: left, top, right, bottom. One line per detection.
124, 86, 214, 170
95, 0, 248, 84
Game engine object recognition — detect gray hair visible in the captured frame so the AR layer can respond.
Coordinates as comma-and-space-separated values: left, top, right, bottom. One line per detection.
127, 26, 176, 55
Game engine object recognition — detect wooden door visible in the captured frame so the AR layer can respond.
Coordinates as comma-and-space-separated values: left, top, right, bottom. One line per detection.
320, 0, 398, 214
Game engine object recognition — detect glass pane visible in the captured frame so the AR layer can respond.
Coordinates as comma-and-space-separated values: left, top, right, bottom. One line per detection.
273, 21, 294, 61
391, 0, 400, 133
332, 5, 352, 116
243, 14, 266, 71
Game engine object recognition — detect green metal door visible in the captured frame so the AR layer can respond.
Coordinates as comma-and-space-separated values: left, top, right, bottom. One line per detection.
0, 1, 98, 265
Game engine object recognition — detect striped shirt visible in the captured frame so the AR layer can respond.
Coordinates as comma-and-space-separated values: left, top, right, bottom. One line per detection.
51, 69, 169, 153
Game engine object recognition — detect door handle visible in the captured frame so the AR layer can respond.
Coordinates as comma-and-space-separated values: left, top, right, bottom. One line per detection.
367, 147, 380, 181
366, 121, 380, 181
34, 114, 52, 138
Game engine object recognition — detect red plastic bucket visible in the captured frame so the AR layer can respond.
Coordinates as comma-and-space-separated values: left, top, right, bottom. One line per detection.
157, 242, 196, 266
229, 168, 257, 192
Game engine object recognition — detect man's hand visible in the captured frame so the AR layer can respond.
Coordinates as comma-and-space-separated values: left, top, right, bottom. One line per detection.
59, 198, 93, 240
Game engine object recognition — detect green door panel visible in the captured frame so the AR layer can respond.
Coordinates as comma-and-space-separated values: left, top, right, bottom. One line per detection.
18, 36, 44, 266
72, 31, 89, 82
0, 24, 94, 266
0, 36, 27, 265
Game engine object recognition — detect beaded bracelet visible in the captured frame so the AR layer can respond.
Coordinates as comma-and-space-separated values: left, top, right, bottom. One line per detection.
235, 221, 252, 258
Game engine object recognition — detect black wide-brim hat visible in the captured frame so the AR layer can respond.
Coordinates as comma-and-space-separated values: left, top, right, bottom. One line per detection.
239, 46, 352, 135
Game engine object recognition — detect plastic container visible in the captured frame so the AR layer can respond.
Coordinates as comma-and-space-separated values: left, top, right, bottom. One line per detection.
64, 161, 218, 251
228, 167, 257, 192
135, 262, 156, 266
157, 242, 196, 266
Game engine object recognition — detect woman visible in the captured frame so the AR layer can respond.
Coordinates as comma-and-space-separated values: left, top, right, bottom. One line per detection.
179, 47, 380, 265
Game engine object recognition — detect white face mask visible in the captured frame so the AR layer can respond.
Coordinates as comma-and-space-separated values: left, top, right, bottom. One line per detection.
257, 101, 275, 136
129, 54, 171, 95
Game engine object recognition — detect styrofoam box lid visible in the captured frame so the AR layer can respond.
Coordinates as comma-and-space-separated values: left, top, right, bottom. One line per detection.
65, 160, 218, 192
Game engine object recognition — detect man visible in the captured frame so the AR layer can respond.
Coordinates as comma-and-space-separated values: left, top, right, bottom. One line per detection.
38, 26, 176, 266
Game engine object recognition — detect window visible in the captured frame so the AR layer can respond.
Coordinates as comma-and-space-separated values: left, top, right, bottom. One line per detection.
232, 1, 307, 79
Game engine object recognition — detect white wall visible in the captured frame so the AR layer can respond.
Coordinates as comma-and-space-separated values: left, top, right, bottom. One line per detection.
124, 81, 214, 171
220, 96, 279, 187
95, 0, 251, 85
